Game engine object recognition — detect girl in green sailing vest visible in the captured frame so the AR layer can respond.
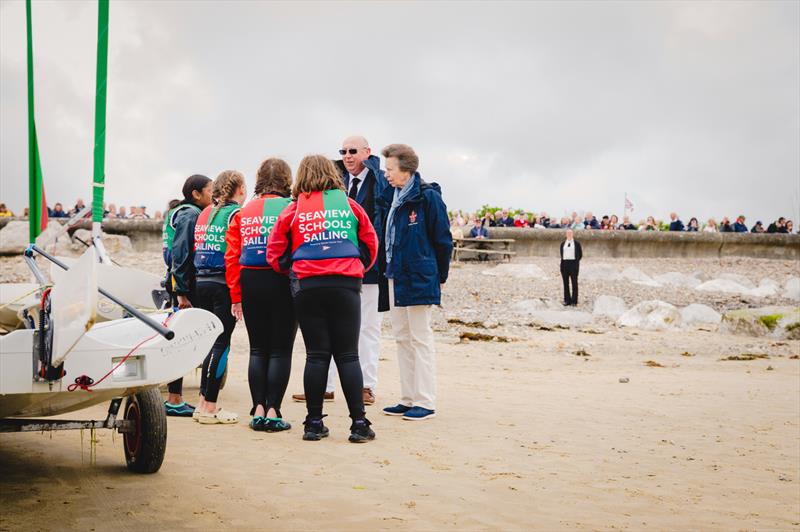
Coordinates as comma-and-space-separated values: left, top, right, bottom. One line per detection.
165, 174, 213, 417
190, 170, 246, 424
224, 158, 297, 432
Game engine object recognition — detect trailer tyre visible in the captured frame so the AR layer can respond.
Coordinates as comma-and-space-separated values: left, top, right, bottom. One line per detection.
123, 387, 167, 474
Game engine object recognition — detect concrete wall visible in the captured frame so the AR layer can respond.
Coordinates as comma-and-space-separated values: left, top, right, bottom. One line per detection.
457, 227, 800, 260
2, 218, 799, 260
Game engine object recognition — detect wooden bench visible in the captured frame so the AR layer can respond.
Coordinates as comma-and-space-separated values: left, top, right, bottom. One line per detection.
453, 237, 516, 262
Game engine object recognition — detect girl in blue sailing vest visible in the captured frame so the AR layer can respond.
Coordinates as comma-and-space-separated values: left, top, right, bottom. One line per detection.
267, 155, 379, 443
224, 158, 296, 432
165, 174, 213, 417
190, 170, 246, 424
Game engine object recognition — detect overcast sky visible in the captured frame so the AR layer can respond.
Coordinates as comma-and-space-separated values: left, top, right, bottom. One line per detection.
1, 0, 798, 225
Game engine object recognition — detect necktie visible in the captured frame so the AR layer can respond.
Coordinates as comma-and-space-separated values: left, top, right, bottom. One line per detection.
348, 178, 360, 199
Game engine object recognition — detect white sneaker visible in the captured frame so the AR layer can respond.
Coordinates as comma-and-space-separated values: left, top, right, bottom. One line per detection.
196, 408, 239, 425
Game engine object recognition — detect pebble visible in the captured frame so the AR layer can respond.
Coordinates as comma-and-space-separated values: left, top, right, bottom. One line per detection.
619, 377, 630, 383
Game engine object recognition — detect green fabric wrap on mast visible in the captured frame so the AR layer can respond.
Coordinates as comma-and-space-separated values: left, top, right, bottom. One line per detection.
26, 0, 45, 243
91, 0, 110, 224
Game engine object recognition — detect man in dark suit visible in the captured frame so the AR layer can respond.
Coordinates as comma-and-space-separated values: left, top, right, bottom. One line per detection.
559, 229, 583, 306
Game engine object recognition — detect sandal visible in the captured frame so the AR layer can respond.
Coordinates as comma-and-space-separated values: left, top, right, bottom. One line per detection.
196, 408, 239, 425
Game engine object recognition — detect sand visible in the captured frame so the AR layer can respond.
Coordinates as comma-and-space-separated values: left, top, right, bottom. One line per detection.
1, 256, 799, 531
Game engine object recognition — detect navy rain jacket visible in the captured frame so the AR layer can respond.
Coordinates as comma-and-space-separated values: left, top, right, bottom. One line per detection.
376, 173, 453, 310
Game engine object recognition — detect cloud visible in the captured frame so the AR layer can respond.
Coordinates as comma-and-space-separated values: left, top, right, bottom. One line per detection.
1, 0, 798, 225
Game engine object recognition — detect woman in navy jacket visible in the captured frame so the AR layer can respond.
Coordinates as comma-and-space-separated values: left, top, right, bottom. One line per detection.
377, 144, 453, 421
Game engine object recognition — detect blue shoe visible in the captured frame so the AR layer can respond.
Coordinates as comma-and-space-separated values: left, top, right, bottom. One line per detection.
382, 404, 411, 416
249, 416, 266, 431
164, 401, 195, 417
402, 406, 436, 421
264, 418, 291, 432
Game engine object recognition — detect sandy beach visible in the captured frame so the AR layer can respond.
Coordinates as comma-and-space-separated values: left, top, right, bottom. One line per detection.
1, 255, 798, 531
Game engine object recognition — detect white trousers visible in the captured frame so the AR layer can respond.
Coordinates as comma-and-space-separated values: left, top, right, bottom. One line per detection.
326, 284, 381, 392
388, 280, 436, 410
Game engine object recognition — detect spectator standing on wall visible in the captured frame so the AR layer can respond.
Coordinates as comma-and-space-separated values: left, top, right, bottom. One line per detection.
482, 211, 495, 227
118, 206, 127, 218
786, 220, 794, 234
69, 199, 86, 216
687, 217, 699, 232
720, 217, 733, 232
703, 218, 718, 232
0, 203, 13, 217
620, 215, 636, 230
643, 216, 658, 231
733, 215, 748, 233
498, 210, 514, 227
583, 211, 600, 229
767, 217, 785, 233
751, 221, 765, 233
559, 229, 582, 306
513, 214, 528, 228
669, 213, 684, 231
49, 203, 67, 218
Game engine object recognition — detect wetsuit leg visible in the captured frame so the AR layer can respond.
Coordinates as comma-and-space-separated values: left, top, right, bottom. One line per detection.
196, 281, 236, 403
294, 289, 332, 419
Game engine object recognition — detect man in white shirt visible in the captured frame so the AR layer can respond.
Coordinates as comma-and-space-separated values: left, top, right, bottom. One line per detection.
291, 135, 388, 406
559, 229, 583, 306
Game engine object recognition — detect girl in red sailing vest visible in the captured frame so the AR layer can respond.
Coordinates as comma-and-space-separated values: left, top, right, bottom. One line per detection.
224, 158, 297, 432
164, 174, 213, 417
191, 170, 246, 424
267, 155, 379, 443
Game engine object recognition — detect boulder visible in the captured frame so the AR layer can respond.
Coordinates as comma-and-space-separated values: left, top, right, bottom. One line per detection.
691, 270, 711, 283
695, 278, 751, 295
747, 278, 779, 298
654, 272, 701, 289
592, 295, 627, 320
720, 306, 800, 339
481, 263, 548, 280
511, 298, 561, 314
582, 263, 621, 282
784, 277, 800, 301
717, 272, 755, 290
621, 266, 657, 285
72, 229, 134, 256
680, 303, 721, 327
0, 221, 74, 256
525, 310, 594, 328
617, 300, 681, 331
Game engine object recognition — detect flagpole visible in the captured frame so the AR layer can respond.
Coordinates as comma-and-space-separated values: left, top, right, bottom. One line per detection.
91, 0, 110, 260
26, 0, 47, 243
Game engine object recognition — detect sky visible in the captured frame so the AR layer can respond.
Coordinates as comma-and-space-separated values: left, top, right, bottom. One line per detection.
1, 0, 798, 225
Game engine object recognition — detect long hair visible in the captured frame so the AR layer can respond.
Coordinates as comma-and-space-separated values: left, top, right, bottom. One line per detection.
213, 170, 245, 205
292, 155, 344, 198
255, 158, 292, 197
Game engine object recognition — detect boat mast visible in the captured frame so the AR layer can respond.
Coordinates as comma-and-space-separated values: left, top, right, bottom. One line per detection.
91, 0, 110, 262
26, 0, 47, 244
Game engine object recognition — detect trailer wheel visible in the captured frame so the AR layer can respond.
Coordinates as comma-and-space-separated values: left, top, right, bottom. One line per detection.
123, 387, 167, 474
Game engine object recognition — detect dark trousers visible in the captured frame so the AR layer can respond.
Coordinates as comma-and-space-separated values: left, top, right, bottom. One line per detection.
560, 260, 579, 305
294, 286, 365, 420
241, 268, 297, 416
166, 281, 236, 402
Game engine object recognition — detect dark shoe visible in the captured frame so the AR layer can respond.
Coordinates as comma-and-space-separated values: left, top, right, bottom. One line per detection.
348, 418, 376, 443
164, 401, 195, 417
402, 406, 436, 421
292, 392, 334, 403
302, 416, 330, 441
382, 403, 411, 416
362, 388, 375, 405
265, 418, 291, 432
249, 416, 266, 431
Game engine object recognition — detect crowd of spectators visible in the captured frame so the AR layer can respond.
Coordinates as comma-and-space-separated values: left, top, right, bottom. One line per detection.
449, 209, 797, 235
0, 199, 163, 221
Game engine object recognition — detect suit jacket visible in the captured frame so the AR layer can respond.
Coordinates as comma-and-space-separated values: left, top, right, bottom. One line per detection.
559, 239, 582, 262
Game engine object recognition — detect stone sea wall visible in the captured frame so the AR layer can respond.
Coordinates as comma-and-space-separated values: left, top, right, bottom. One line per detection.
1, 217, 799, 259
